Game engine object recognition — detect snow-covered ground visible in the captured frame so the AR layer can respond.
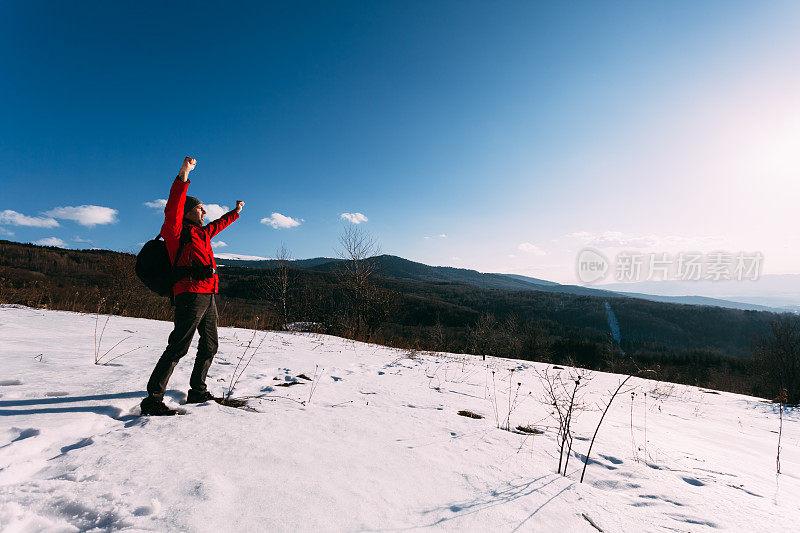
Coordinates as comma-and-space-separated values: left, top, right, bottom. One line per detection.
1, 305, 798, 532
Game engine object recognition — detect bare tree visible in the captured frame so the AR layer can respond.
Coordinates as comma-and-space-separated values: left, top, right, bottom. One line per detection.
753, 316, 800, 405
520, 319, 551, 362
428, 318, 446, 352
258, 243, 293, 329
470, 312, 497, 358
106, 252, 138, 315
336, 225, 381, 337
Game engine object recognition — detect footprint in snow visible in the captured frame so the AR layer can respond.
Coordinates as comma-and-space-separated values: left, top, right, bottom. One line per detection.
573, 452, 617, 470
667, 514, 718, 528
331, 376, 343, 382
681, 476, 705, 486
727, 484, 763, 498
12, 428, 41, 442
599, 454, 624, 465
0, 379, 22, 386
44, 391, 69, 397
57, 437, 94, 457
590, 479, 642, 491
631, 500, 656, 508
638, 494, 685, 507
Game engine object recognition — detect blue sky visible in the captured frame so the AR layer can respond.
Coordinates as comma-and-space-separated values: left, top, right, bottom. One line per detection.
2, 1, 799, 283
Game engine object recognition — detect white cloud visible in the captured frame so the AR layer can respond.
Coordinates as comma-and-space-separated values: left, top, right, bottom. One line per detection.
566, 231, 658, 248
44, 205, 118, 227
261, 213, 301, 229
143, 199, 167, 209
212, 240, 228, 248
204, 204, 229, 221
33, 237, 67, 247
73, 236, 93, 243
563, 231, 726, 250
438, 234, 447, 238
340, 212, 368, 224
0, 210, 59, 228
518, 242, 547, 255
425, 233, 448, 240
0, 227, 14, 236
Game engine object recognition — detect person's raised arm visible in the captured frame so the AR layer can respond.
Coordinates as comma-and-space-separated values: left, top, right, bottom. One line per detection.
177, 156, 195, 182
206, 200, 244, 238
161, 157, 195, 240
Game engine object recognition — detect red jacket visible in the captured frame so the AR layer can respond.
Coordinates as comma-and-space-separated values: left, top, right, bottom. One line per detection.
161, 177, 239, 296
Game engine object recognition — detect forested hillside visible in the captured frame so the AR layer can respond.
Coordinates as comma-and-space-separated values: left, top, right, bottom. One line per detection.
0, 239, 787, 398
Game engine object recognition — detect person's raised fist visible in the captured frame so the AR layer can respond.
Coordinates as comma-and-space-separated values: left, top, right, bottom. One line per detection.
180, 157, 197, 174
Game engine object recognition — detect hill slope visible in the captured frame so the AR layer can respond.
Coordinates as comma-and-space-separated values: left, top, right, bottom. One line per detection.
217, 253, 781, 312
1, 305, 797, 531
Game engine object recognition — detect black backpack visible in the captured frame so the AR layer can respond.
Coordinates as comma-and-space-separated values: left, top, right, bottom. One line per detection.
135, 230, 190, 297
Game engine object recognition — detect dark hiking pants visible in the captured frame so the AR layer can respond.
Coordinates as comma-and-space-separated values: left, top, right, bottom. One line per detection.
146, 292, 218, 402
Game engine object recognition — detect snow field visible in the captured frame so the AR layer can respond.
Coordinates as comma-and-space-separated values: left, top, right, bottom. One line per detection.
1, 305, 799, 531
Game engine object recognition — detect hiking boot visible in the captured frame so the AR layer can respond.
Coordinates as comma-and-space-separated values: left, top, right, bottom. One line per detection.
186, 389, 217, 404
140, 398, 178, 416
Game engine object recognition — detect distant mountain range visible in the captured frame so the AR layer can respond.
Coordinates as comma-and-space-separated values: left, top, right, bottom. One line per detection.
597, 276, 800, 312
215, 253, 788, 313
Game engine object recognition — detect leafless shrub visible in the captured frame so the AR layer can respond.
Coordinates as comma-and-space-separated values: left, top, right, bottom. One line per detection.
535, 363, 591, 475
776, 387, 787, 474
93, 297, 109, 364
92, 297, 146, 365
225, 316, 268, 401
502, 369, 523, 431
579, 368, 656, 483
304, 364, 325, 405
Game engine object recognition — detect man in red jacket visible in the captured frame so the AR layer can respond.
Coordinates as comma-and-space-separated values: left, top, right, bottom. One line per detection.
141, 156, 244, 416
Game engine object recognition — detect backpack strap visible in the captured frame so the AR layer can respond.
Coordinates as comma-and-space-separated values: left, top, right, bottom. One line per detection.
172, 226, 191, 268
165, 227, 192, 306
